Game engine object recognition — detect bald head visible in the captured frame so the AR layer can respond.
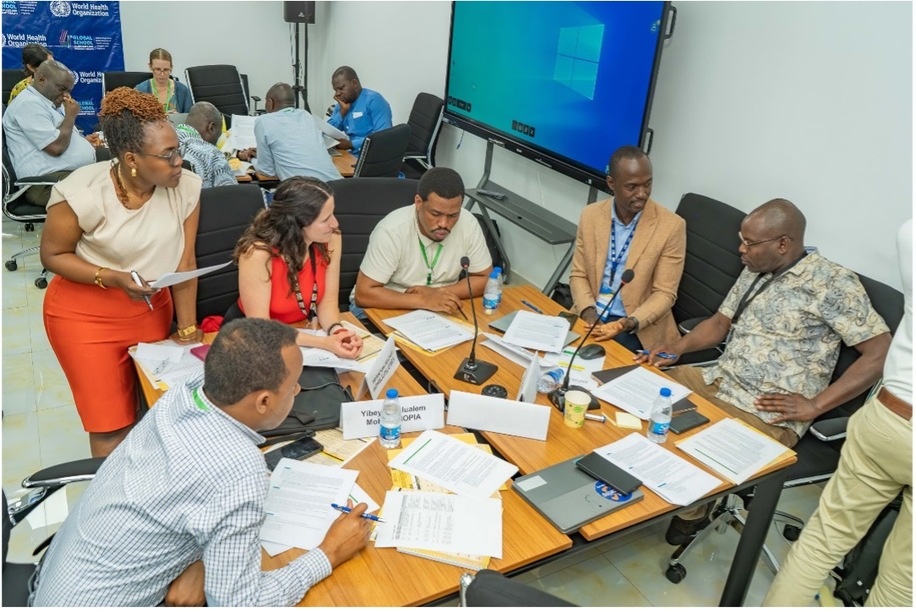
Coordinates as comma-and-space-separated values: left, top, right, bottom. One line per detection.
185, 102, 222, 144
746, 198, 806, 243
265, 83, 295, 111
33, 60, 74, 106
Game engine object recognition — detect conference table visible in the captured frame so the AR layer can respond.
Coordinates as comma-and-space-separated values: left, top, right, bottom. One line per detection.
364, 284, 797, 607
135, 313, 571, 607
235, 149, 357, 183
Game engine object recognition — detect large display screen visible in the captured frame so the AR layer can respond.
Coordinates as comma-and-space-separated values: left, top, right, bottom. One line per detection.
443, 1, 669, 187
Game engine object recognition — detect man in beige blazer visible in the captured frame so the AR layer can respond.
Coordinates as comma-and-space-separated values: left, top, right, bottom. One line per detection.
569, 146, 686, 351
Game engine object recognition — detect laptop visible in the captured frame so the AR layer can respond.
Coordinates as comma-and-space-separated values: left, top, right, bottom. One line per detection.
488, 310, 580, 347
512, 455, 643, 533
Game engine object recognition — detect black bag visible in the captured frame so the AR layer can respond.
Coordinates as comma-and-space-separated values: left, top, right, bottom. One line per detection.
258, 367, 352, 438
551, 282, 573, 310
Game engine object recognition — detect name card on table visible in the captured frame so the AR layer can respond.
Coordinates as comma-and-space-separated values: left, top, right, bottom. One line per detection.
357, 335, 397, 400
447, 390, 550, 441
341, 393, 446, 439
516, 354, 540, 403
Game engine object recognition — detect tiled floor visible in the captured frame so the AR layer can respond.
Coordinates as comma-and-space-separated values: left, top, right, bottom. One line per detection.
2, 218, 825, 605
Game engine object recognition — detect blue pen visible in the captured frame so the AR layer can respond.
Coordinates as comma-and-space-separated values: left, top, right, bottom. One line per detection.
521, 299, 543, 314
637, 349, 678, 360
331, 503, 386, 523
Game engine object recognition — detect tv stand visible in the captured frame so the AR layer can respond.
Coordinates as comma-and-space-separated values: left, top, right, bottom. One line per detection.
464, 141, 602, 296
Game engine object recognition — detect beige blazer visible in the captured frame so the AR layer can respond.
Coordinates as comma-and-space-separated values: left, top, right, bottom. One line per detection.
569, 198, 686, 348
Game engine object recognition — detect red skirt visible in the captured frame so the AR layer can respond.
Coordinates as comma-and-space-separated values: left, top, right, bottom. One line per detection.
43, 275, 173, 433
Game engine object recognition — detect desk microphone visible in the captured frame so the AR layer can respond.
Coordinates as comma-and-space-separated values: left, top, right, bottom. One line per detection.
548, 268, 635, 412
454, 256, 498, 385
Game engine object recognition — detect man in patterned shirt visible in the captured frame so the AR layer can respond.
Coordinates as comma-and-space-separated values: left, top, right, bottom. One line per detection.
639, 199, 891, 545
176, 101, 236, 188
30, 319, 372, 606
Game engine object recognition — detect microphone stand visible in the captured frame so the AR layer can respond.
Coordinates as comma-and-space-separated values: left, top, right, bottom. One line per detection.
548, 273, 633, 412
454, 264, 498, 385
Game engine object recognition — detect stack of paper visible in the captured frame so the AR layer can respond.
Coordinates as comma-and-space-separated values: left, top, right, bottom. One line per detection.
382, 310, 474, 352
502, 310, 570, 353
592, 367, 692, 420
131, 340, 205, 391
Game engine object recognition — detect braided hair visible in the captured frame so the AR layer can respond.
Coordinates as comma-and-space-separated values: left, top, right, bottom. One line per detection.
98, 87, 167, 159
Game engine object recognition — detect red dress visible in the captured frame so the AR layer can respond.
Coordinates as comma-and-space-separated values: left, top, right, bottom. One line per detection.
238, 246, 328, 324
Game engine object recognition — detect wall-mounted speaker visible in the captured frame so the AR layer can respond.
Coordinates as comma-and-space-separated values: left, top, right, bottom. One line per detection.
284, 1, 315, 24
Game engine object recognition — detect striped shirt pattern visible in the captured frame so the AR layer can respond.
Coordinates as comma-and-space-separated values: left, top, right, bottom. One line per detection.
176, 125, 237, 189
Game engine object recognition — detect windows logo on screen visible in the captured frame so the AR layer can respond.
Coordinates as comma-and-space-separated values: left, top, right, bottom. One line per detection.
553, 23, 604, 100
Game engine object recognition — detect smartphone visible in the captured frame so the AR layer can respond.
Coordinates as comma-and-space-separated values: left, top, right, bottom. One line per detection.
669, 411, 711, 435
557, 311, 579, 327
264, 436, 323, 471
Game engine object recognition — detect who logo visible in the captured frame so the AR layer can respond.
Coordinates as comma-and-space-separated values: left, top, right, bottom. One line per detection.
50, 1, 72, 18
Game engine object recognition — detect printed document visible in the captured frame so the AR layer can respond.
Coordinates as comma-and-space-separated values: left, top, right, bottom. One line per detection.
150, 261, 231, 289
374, 490, 503, 557
595, 433, 722, 506
502, 311, 570, 353
300, 347, 364, 372
388, 430, 518, 499
229, 114, 258, 150
259, 460, 358, 551
676, 418, 793, 484
593, 367, 691, 419
382, 310, 473, 352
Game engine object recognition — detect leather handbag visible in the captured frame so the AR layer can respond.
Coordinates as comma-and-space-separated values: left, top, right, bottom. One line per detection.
258, 366, 353, 437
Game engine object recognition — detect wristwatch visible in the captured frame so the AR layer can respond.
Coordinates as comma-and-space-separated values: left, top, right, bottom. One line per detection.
177, 323, 199, 340
624, 316, 640, 332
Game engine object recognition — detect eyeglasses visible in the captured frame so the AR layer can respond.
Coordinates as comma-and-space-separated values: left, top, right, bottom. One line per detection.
738, 232, 786, 248
139, 149, 182, 166
150, 67, 172, 74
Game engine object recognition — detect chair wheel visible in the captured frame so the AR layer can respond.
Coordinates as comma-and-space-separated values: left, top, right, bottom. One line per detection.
666, 563, 687, 584
34, 277, 48, 289
783, 525, 801, 541
5, 259, 17, 271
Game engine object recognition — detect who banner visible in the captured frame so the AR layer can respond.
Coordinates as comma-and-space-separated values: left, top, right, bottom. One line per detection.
2, 0, 124, 132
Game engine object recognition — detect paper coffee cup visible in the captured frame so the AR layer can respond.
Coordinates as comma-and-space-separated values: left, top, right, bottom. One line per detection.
564, 390, 589, 428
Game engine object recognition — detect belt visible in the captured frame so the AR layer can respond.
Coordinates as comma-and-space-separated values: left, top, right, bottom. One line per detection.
878, 387, 912, 421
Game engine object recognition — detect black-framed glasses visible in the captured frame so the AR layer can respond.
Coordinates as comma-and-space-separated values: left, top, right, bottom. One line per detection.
139, 149, 182, 166
738, 232, 786, 248
150, 67, 172, 74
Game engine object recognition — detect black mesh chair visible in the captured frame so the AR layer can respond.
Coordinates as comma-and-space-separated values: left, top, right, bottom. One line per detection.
459, 570, 576, 606
402, 92, 444, 178
353, 124, 411, 178
327, 177, 419, 309
184, 65, 249, 127
194, 184, 265, 319
2, 69, 26, 104
102, 71, 153, 94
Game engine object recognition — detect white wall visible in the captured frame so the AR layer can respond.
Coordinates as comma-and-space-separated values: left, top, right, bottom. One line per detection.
120, 1, 913, 290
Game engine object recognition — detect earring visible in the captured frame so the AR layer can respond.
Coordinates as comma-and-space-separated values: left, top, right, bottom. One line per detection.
131, 167, 137, 178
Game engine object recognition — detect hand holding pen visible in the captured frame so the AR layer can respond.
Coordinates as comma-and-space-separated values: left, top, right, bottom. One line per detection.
130, 270, 155, 310
634, 348, 679, 366
331, 502, 386, 523
320, 502, 373, 568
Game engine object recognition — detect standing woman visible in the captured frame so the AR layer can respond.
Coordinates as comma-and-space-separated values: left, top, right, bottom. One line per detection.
40, 87, 203, 457
229, 177, 363, 358
7, 43, 53, 104
134, 48, 192, 114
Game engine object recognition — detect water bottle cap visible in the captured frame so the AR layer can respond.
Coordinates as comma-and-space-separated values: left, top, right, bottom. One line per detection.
659, 387, 672, 398
386, 389, 398, 399
493, 266, 502, 274
490, 269, 500, 278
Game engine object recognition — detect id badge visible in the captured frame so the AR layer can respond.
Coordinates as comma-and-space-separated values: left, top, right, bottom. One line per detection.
596, 285, 613, 322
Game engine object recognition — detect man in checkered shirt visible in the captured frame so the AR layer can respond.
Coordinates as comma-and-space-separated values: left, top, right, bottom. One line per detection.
30, 318, 372, 606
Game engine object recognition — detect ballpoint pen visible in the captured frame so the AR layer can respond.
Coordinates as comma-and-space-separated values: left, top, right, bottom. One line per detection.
331, 503, 386, 523
521, 299, 543, 314
457, 305, 469, 321
636, 349, 678, 360
130, 270, 154, 311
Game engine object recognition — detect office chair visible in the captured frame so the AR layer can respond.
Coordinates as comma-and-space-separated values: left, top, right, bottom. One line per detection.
101, 71, 154, 94
327, 177, 419, 309
184, 65, 249, 127
2, 69, 26, 104
458, 570, 576, 606
193, 184, 265, 319
402, 92, 444, 178
3, 457, 104, 606
664, 272, 905, 584
353, 124, 412, 178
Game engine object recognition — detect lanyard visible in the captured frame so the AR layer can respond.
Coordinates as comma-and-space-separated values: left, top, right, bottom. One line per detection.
606, 216, 639, 286
291, 243, 320, 321
192, 387, 210, 412
731, 252, 809, 326
150, 79, 174, 113
418, 238, 443, 286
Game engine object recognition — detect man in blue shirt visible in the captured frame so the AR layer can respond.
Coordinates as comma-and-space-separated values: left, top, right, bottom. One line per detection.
327, 66, 392, 156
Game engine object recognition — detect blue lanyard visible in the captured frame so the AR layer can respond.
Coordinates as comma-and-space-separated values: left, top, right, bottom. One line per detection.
606, 217, 638, 285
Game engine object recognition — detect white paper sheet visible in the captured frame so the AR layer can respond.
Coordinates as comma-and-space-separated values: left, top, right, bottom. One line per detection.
388, 430, 518, 499
447, 390, 550, 441
259, 460, 358, 551
592, 367, 692, 420
676, 418, 791, 484
480, 333, 542, 370
149, 261, 232, 289
135, 342, 184, 363
595, 433, 722, 506
300, 347, 364, 372
229, 114, 258, 150
382, 310, 474, 352
501, 310, 570, 353
373, 490, 503, 558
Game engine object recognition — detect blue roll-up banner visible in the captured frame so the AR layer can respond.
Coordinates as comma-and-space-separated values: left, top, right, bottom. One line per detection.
2, 0, 125, 133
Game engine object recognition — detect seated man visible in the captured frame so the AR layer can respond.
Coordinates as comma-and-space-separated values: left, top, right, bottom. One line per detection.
30, 319, 371, 606
2, 59, 96, 207
569, 145, 686, 352
237, 82, 342, 183
175, 101, 236, 188
327, 66, 392, 156
354, 167, 492, 315
639, 198, 891, 544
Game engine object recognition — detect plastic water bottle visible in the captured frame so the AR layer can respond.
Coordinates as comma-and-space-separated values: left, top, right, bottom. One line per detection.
537, 368, 565, 393
647, 387, 673, 443
379, 389, 401, 449
482, 267, 503, 314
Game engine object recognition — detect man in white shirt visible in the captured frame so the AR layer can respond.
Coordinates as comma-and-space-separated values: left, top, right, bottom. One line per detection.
2, 60, 96, 206
354, 167, 492, 315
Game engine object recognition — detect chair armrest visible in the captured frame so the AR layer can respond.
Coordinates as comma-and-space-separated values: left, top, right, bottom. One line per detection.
809, 417, 849, 442
23, 457, 105, 488
461, 570, 577, 606
677, 316, 708, 335
14, 176, 59, 186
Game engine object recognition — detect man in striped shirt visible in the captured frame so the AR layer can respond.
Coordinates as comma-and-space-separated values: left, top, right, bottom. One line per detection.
30, 319, 371, 606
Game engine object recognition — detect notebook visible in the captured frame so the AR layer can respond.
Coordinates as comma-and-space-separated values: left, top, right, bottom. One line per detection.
512, 455, 643, 533
488, 310, 580, 347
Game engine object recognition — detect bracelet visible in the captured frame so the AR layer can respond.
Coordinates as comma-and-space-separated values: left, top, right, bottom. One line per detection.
326, 322, 344, 335
94, 266, 108, 289
177, 324, 199, 340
